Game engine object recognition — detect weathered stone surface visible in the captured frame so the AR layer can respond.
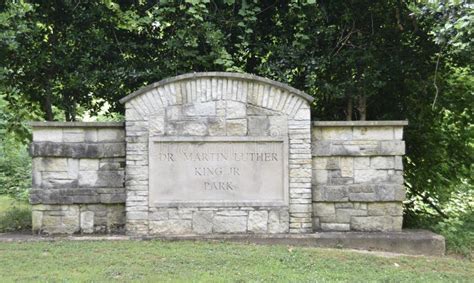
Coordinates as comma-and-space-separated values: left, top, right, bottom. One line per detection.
149, 220, 193, 234
80, 211, 94, 233
149, 139, 286, 206
320, 223, 350, 231
30, 142, 125, 158
192, 211, 214, 234
213, 216, 247, 233
268, 210, 289, 233
226, 119, 247, 136
248, 211, 268, 233
351, 216, 402, 232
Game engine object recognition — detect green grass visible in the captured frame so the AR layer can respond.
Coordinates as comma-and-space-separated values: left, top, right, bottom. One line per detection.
0, 241, 472, 282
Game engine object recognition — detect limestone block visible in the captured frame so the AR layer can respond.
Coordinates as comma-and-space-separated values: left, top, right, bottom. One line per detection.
313, 170, 328, 184
63, 129, 85, 142
149, 220, 192, 234
80, 211, 94, 233
248, 116, 269, 136
78, 171, 98, 187
38, 158, 68, 172
84, 129, 98, 142
32, 210, 43, 233
354, 169, 388, 183
248, 211, 268, 233
268, 116, 288, 136
335, 208, 367, 223
320, 223, 350, 231
98, 129, 125, 142
268, 210, 289, 233
352, 127, 394, 140
393, 127, 404, 139
182, 120, 208, 136
67, 158, 79, 179
293, 107, 310, 121
367, 203, 403, 216
370, 157, 394, 169
208, 117, 226, 136
394, 156, 404, 170
313, 185, 349, 202
166, 106, 183, 120
184, 101, 216, 117
33, 128, 63, 142
319, 127, 353, 140
79, 159, 99, 171
226, 101, 246, 119
313, 203, 335, 216
339, 157, 353, 177
149, 115, 165, 136
353, 157, 370, 169
226, 119, 247, 136
313, 158, 327, 170
351, 216, 402, 232
380, 141, 405, 155
213, 216, 247, 233
192, 211, 214, 234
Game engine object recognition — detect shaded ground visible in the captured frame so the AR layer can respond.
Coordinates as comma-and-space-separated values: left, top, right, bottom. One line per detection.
0, 240, 472, 282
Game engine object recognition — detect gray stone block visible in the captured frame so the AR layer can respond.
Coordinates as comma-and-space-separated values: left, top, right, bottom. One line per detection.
248, 211, 268, 233
192, 211, 214, 234
213, 216, 247, 233
30, 142, 126, 158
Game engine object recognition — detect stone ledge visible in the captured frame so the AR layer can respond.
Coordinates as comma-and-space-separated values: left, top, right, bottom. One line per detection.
0, 230, 445, 257
313, 184, 405, 202
313, 121, 408, 127
29, 122, 124, 128
30, 188, 126, 204
30, 142, 125, 158
312, 141, 405, 156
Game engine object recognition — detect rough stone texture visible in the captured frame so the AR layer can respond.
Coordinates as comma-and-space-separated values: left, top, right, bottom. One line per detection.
123, 72, 312, 235
29, 123, 126, 234
312, 123, 407, 232
32, 204, 125, 234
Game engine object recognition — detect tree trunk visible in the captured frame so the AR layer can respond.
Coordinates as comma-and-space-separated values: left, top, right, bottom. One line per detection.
346, 96, 353, 121
357, 95, 367, 120
42, 93, 54, 121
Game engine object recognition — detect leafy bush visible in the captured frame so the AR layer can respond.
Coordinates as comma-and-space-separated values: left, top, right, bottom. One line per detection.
0, 205, 31, 232
434, 186, 474, 258
0, 136, 31, 201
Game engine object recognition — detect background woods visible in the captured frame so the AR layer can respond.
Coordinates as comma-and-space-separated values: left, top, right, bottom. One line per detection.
0, 0, 472, 255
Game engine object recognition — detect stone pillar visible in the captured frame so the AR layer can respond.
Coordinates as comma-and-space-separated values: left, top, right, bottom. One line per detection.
29, 122, 126, 234
311, 121, 408, 232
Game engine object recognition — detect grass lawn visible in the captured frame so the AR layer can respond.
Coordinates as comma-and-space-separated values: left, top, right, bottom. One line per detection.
0, 241, 472, 282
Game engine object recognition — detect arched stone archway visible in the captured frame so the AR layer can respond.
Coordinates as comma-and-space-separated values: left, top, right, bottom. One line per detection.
121, 72, 313, 235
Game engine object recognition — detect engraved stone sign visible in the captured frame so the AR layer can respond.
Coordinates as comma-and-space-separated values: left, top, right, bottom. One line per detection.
149, 137, 288, 206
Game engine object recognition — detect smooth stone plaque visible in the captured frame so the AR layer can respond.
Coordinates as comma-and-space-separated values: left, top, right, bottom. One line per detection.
149, 137, 288, 207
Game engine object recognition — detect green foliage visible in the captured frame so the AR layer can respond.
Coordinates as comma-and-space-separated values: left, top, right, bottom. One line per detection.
0, 136, 31, 201
0, 196, 31, 232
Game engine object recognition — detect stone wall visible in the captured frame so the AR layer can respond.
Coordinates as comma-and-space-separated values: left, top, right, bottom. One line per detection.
29, 122, 126, 234
312, 121, 408, 232
27, 73, 409, 235
121, 72, 313, 235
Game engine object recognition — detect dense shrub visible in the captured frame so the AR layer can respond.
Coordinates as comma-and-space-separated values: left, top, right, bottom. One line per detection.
0, 137, 31, 201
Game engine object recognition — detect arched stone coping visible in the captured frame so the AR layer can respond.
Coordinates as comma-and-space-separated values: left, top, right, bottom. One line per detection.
119, 72, 314, 104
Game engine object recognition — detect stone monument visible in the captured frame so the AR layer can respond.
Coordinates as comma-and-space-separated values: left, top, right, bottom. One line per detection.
29, 72, 408, 236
